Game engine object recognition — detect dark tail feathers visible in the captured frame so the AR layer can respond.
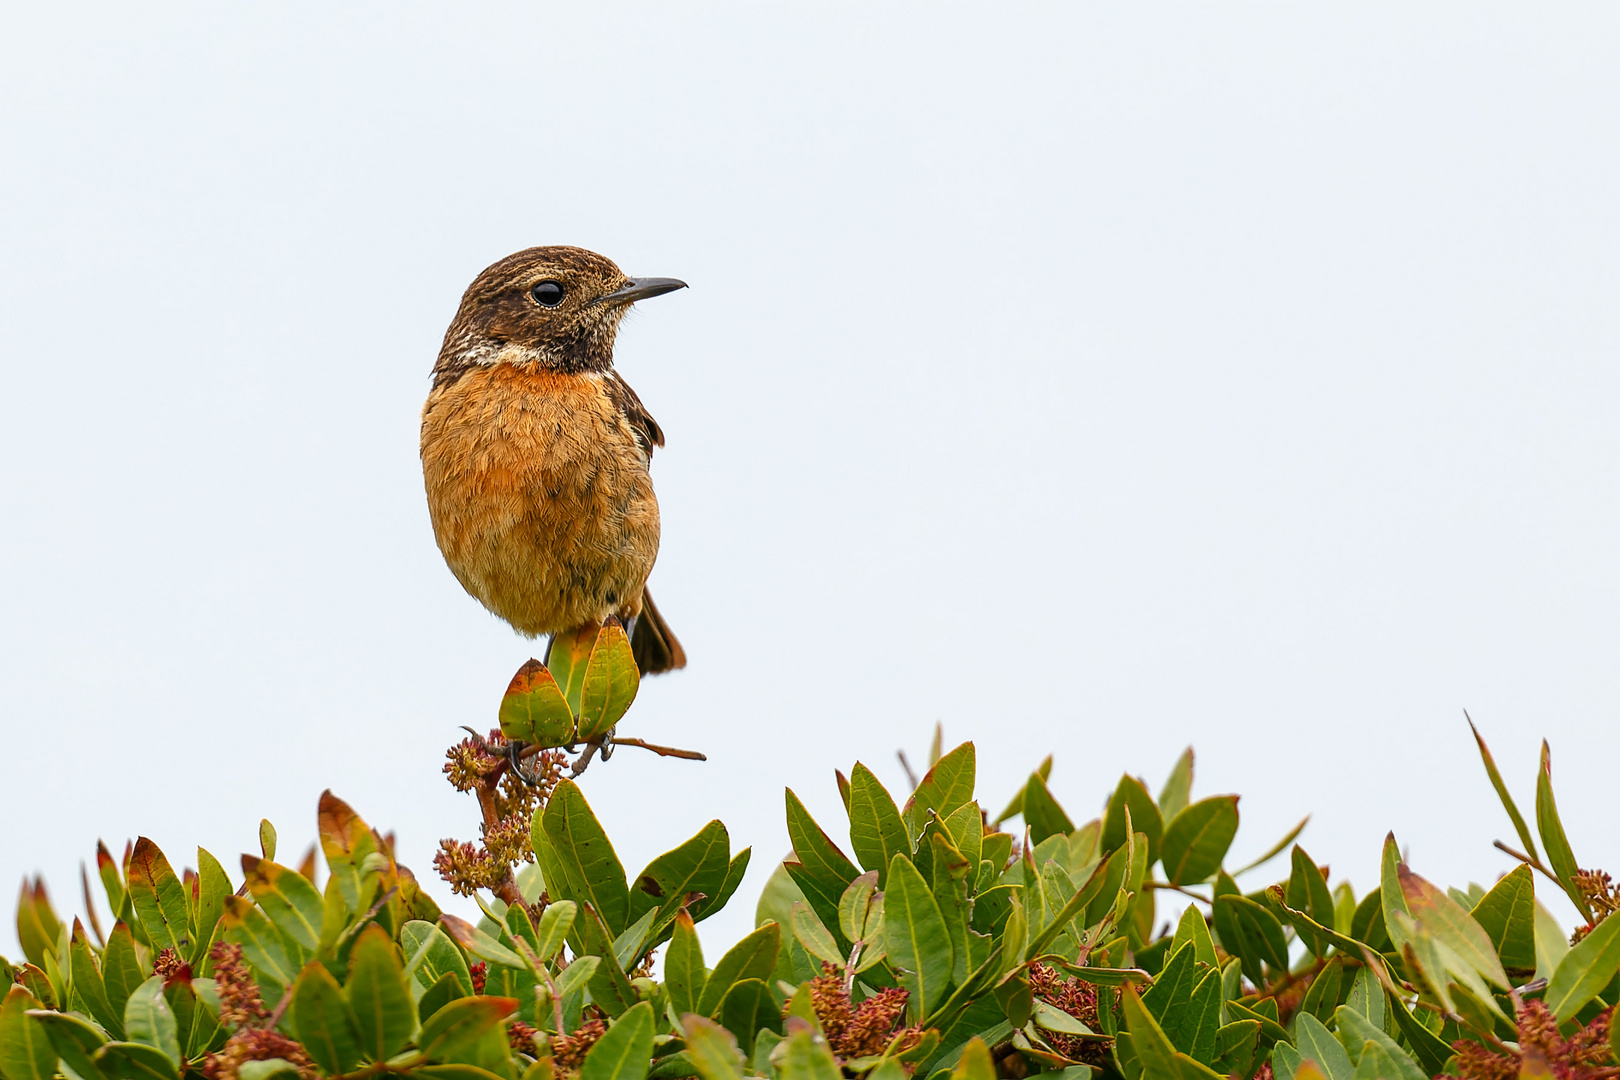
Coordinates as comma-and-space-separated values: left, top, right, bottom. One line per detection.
631, 588, 686, 674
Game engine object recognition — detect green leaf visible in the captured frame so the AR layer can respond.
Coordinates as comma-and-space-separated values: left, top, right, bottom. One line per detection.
1331, 1007, 1426, 1080
192, 849, 231, 965
1352, 1042, 1412, 1080
439, 915, 526, 971
1396, 863, 1508, 989
791, 902, 843, 968
1211, 895, 1286, 984
716, 979, 779, 1056
950, 1037, 997, 1080
697, 923, 779, 1018
1120, 984, 1223, 1078
1286, 847, 1336, 959
883, 854, 952, 1023
97, 846, 127, 928
126, 840, 190, 955
1341, 967, 1384, 1028
1535, 741, 1593, 922
238, 1062, 300, 1080
403, 920, 475, 992
665, 912, 706, 1018
540, 780, 631, 936
29, 1009, 109, 1080
418, 996, 517, 1061
123, 977, 178, 1065
943, 803, 983, 873
1101, 776, 1163, 864
259, 820, 277, 861
577, 620, 640, 740
554, 956, 599, 1001
1379, 834, 1412, 953
546, 622, 598, 716
1168, 904, 1217, 969
705, 849, 751, 923
783, 790, 861, 941
69, 921, 125, 1039
416, 1066, 510, 1080
222, 896, 299, 987
577, 903, 640, 1017
291, 961, 362, 1075
1543, 901, 1620, 1021
1467, 716, 1539, 863
417, 971, 466, 1023
0, 987, 56, 1080
612, 908, 657, 972
1020, 774, 1075, 844
242, 856, 325, 952
1376, 992, 1451, 1076
316, 791, 380, 915
102, 923, 145, 1020
678, 1016, 744, 1080
1469, 864, 1536, 973
94, 1041, 179, 1080
838, 872, 880, 944
1292, 1013, 1352, 1080
1158, 748, 1195, 824
772, 1023, 842, 1080
629, 821, 731, 928
848, 765, 911, 885
1028, 855, 1113, 960
1535, 900, 1569, 981
534, 901, 577, 965
901, 742, 976, 836
580, 1000, 654, 1080
498, 659, 577, 747
505, 904, 540, 958
346, 924, 415, 1061
13, 881, 60, 972
1159, 797, 1239, 887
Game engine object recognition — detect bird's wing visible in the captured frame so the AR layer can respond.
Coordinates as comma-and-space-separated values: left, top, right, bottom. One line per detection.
602, 371, 665, 459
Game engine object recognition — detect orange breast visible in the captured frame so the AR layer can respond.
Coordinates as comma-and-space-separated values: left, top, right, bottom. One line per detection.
420, 364, 660, 636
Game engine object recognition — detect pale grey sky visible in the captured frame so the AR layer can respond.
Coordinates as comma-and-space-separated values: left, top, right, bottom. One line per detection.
4, 4, 1619, 956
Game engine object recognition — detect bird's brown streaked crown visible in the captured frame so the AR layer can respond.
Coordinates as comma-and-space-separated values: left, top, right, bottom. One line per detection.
433, 245, 687, 389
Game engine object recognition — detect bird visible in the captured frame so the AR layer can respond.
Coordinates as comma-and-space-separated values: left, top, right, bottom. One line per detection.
421, 245, 688, 674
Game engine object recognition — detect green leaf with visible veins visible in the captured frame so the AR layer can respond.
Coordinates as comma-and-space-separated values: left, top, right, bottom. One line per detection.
1470, 865, 1535, 973
884, 854, 953, 1024
848, 764, 910, 885
290, 962, 362, 1075
580, 1001, 654, 1080
541, 780, 631, 936
345, 925, 414, 1061
1159, 797, 1239, 886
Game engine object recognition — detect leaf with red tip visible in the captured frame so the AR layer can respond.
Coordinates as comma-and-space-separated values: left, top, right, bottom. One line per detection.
497, 659, 575, 747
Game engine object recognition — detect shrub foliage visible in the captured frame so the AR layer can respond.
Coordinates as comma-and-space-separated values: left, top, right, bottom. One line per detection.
5, 634, 1620, 1080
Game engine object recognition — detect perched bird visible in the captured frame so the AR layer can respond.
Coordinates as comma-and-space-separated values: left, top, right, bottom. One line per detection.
421, 246, 688, 674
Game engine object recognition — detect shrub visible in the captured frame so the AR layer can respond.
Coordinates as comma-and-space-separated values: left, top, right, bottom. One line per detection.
5, 636, 1618, 1080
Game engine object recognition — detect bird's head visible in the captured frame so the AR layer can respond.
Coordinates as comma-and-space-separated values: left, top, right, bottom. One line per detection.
435, 245, 686, 380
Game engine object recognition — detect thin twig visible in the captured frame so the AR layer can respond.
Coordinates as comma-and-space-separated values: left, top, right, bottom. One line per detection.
1493, 840, 1565, 890
1144, 881, 1213, 905
608, 737, 707, 761
897, 750, 920, 791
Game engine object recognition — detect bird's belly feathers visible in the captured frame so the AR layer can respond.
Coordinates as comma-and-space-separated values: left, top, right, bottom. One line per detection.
420, 365, 660, 636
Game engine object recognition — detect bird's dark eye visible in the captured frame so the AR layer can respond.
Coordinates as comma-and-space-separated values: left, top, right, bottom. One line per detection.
530, 280, 565, 307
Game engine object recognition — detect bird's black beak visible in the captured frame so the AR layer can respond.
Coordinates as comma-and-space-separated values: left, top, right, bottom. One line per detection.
591, 277, 688, 306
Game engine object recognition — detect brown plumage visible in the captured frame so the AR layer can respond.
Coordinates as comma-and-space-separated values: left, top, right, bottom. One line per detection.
420, 246, 687, 674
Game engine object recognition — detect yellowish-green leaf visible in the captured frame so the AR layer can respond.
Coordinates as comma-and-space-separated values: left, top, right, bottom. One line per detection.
498, 659, 575, 748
